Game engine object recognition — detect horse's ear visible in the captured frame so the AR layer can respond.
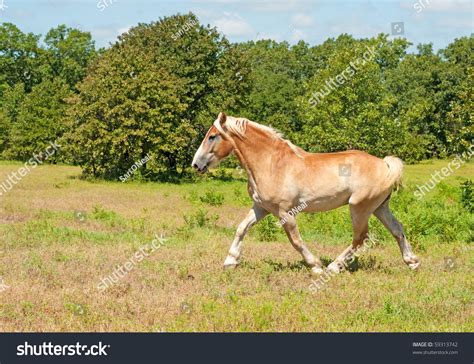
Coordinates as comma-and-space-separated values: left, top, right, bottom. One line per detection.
214, 112, 228, 136
217, 112, 227, 126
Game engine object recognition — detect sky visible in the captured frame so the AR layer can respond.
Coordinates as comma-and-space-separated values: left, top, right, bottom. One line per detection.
0, 0, 472, 51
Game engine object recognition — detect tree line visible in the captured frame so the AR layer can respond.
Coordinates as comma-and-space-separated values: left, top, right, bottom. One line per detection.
0, 13, 472, 180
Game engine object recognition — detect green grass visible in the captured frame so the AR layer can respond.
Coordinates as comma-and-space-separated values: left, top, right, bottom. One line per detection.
0, 160, 472, 332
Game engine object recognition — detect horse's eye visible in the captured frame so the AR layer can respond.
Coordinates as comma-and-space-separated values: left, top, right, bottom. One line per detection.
208, 135, 217, 142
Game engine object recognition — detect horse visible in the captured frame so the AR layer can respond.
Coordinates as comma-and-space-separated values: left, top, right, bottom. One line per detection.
192, 112, 420, 275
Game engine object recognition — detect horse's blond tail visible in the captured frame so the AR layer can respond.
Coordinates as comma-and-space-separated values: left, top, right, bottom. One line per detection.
383, 156, 404, 191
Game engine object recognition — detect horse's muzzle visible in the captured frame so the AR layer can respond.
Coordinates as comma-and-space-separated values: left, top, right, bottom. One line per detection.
192, 163, 208, 173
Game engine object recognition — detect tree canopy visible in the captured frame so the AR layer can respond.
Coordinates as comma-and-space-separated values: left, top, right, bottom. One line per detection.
0, 14, 472, 180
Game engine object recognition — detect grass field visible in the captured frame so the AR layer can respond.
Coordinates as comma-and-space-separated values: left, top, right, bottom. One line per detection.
0, 160, 472, 332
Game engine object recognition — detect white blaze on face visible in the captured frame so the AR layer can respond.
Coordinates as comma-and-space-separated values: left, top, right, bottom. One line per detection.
191, 142, 206, 169
192, 118, 222, 171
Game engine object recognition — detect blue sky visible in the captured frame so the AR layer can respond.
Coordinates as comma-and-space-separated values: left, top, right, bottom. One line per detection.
0, 0, 472, 51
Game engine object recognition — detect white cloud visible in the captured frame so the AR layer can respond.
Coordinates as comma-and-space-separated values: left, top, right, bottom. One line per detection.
437, 17, 473, 28
291, 13, 314, 27
213, 13, 254, 37
117, 26, 132, 35
400, 0, 472, 12
248, 0, 313, 12
327, 21, 384, 37
90, 25, 132, 45
255, 32, 281, 42
193, 0, 312, 13
90, 26, 117, 40
427, 0, 472, 11
191, 8, 217, 20
290, 28, 307, 42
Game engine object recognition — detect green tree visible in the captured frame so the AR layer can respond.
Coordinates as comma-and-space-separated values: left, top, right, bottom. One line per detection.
3, 78, 71, 161
232, 39, 326, 140
0, 23, 41, 92
441, 36, 473, 154
41, 25, 97, 90
64, 13, 250, 179
0, 23, 96, 160
386, 37, 472, 158
0, 83, 25, 154
297, 34, 421, 160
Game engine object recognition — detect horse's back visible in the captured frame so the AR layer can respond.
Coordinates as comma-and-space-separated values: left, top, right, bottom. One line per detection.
291, 149, 396, 209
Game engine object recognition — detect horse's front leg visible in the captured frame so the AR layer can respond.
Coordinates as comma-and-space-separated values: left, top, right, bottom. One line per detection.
224, 204, 268, 269
281, 214, 324, 274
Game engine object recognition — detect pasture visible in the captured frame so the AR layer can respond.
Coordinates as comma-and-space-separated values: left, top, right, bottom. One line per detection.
0, 160, 472, 332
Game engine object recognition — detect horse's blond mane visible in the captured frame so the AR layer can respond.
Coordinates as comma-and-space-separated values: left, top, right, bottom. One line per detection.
222, 116, 303, 158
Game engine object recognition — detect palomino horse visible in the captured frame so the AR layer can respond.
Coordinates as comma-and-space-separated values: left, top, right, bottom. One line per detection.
192, 112, 420, 274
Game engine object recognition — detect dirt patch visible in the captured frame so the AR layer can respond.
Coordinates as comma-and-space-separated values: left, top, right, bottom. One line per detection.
0, 214, 28, 224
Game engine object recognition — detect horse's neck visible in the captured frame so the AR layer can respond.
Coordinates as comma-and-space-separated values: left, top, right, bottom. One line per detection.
232, 131, 278, 199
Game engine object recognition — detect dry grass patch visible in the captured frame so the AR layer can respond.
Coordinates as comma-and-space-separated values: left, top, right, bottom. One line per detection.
0, 161, 472, 331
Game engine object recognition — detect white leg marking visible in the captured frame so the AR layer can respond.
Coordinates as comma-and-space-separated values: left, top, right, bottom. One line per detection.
223, 205, 268, 268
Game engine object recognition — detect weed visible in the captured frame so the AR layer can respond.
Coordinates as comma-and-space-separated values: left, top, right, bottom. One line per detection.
460, 180, 473, 213
187, 190, 199, 203
255, 215, 279, 241
183, 209, 217, 228
92, 205, 118, 221
64, 302, 87, 316
199, 188, 224, 206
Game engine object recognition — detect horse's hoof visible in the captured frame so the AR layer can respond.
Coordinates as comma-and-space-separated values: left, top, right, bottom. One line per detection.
405, 255, 420, 270
311, 266, 324, 275
223, 263, 237, 270
326, 261, 343, 274
223, 255, 239, 268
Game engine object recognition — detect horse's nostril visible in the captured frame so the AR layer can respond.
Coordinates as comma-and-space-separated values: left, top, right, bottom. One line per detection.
192, 163, 198, 170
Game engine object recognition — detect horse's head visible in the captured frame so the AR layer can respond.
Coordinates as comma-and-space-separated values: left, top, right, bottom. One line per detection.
192, 112, 235, 173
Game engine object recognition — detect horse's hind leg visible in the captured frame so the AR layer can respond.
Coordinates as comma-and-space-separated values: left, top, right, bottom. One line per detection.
223, 204, 268, 269
373, 200, 420, 270
281, 214, 324, 274
327, 204, 370, 274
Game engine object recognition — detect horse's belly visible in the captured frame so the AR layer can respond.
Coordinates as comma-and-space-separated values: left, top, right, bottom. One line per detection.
302, 191, 351, 212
